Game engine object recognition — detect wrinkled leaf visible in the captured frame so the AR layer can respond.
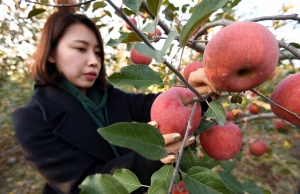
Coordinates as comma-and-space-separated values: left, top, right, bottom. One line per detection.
194, 119, 215, 136
27, 8, 46, 18
98, 122, 167, 160
179, 0, 228, 46
205, 100, 226, 126
113, 169, 141, 193
124, 0, 144, 15
79, 174, 129, 194
107, 65, 164, 90
180, 147, 207, 173
185, 166, 236, 194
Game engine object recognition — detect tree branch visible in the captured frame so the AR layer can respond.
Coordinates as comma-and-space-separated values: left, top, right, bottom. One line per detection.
278, 40, 300, 59
233, 112, 278, 124
247, 13, 299, 22
24, 0, 94, 7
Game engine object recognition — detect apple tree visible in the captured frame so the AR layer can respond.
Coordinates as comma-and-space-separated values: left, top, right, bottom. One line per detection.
4, 0, 300, 193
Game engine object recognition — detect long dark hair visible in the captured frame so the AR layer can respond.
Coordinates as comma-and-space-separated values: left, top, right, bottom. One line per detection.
29, 11, 108, 89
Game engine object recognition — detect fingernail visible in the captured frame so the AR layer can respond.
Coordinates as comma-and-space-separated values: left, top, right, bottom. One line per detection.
188, 135, 195, 142
173, 133, 181, 141
169, 155, 176, 162
148, 121, 158, 128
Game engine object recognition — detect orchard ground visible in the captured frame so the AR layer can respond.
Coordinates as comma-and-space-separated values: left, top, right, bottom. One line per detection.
0, 121, 299, 194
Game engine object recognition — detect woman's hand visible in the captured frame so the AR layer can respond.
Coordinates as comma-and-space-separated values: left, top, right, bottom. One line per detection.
148, 121, 196, 164
188, 68, 222, 95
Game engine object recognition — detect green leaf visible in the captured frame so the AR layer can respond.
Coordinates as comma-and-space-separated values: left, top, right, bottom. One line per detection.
113, 169, 141, 193
290, 42, 300, 49
98, 122, 168, 160
79, 174, 129, 194
151, 164, 178, 186
27, 9, 46, 18
219, 170, 243, 194
179, 0, 228, 46
148, 179, 168, 194
263, 190, 272, 194
124, 0, 144, 15
220, 161, 234, 171
92, 1, 107, 12
184, 166, 236, 194
107, 65, 164, 90
194, 119, 215, 136
242, 181, 264, 194
146, 0, 163, 17
231, 95, 243, 104
106, 33, 142, 47
180, 147, 207, 173
205, 100, 226, 126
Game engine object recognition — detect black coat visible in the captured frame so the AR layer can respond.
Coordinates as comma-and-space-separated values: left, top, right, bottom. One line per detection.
13, 84, 209, 194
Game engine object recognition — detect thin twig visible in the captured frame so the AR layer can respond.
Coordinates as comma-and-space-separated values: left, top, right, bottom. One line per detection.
168, 102, 198, 194
233, 112, 278, 124
247, 13, 299, 22
277, 40, 300, 59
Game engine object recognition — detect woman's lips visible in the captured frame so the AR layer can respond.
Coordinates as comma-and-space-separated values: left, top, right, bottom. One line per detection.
85, 72, 97, 80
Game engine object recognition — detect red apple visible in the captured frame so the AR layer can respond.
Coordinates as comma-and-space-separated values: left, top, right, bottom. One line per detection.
226, 111, 233, 122
249, 139, 268, 156
203, 22, 279, 92
200, 122, 242, 160
172, 181, 189, 194
270, 73, 300, 128
149, 28, 162, 42
248, 104, 259, 114
150, 87, 202, 137
126, 17, 137, 31
183, 61, 203, 81
130, 45, 152, 65
55, 0, 78, 13
274, 119, 291, 133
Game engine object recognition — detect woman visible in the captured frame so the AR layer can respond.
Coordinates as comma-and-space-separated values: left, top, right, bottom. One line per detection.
13, 11, 216, 194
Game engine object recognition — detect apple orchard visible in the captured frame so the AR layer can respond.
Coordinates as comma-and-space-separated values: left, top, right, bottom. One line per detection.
6, 0, 300, 194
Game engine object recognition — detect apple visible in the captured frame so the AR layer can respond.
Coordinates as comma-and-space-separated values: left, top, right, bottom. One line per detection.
130, 45, 152, 65
183, 61, 203, 81
231, 109, 243, 119
249, 139, 268, 156
226, 111, 233, 122
248, 103, 259, 114
150, 87, 202, 137
274, 119, 291, 133
149, 28, 162, 42
125, 17, 137, 31
270, 73, 300, 128
172, 181, 189, 194
55, 0, 78, 13
203, 22, 279, 92
200, 122, 242, 160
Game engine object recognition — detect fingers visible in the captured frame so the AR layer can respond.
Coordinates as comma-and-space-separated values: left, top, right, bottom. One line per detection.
188, 68, 222, 95
160, 154, 177, 164
162, 133, 181, 145
148, 121, 158, 128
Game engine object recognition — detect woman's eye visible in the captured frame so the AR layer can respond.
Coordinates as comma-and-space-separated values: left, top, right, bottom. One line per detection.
77, 48, 86, 52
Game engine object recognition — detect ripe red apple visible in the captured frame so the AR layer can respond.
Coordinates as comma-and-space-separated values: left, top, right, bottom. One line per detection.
248, 103, 260, 114
203, 22, 279, 92
150, 87, 202, 137
183, 61, 203, 81
274, 119, 291, 133
126, 17, 137, 31
249, 139, 268, 156
55, 0, 78, 13
130, 46, 152, 65
226, 111, 233, 122
172, 181, 189, 194
149, 28, 162, 42
200, 122, 242, 160
270, 73, 300, 128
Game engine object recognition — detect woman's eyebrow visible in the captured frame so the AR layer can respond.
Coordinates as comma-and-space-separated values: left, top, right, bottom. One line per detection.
72, 40, 101, 49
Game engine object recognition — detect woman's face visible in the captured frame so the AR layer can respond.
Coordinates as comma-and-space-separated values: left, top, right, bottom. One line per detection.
48, 23, 102, 94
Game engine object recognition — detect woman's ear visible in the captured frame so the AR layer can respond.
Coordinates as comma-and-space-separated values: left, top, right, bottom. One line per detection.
48, 52, 55, 63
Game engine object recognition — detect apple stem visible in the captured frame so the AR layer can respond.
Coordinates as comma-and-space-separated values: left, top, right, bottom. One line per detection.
250, 89, 300, 120
167, 102, 198, 194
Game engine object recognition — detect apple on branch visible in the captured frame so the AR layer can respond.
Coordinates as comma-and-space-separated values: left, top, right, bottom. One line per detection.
150, 87, 202, 137
149, 28, 162, 43
183, 61, 203, 81
274, 119, 291, 133
130, 45, 152, 65
248, 103, 260, 114
200, 122, 242, 160
249, 139, 268, 157
172, 181, 189, 194
125, 17, 137, 31
270, 73, 300, 128
203, 22, 279, 92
